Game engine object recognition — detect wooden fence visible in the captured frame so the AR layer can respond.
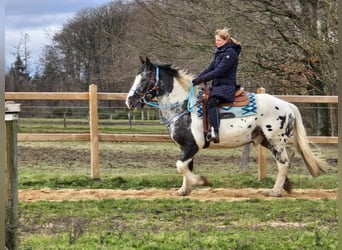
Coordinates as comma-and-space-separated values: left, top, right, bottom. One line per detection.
5, 102, 20, 249
5, 84, 338, 179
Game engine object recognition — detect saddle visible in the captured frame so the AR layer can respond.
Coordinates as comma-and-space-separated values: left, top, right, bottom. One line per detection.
219, 87, 250, 107
200, 85, 250, 141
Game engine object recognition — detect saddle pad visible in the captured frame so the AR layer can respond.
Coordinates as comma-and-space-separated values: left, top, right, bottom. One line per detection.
196, 92, 257, 119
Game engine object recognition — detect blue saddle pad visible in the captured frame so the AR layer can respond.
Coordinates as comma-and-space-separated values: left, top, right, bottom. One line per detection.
196, 92, 257, 119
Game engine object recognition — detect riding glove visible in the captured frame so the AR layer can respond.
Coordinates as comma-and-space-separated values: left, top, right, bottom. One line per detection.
192, 77, 203, 86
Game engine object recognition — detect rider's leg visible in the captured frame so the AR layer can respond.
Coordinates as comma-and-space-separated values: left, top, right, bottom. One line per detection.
207, 97, 220, 143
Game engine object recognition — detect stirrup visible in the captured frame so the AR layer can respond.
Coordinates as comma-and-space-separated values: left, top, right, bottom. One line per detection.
206, 132, 212, 142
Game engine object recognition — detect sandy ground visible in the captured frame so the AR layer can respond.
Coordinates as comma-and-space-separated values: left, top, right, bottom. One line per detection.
19, 188, 337, 202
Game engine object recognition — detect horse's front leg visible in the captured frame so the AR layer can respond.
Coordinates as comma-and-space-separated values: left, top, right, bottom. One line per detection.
174, 158, 212, 196
174, 159, 193, 196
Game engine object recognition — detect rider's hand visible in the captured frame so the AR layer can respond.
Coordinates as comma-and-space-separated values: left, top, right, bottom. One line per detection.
192, 77, 203, 86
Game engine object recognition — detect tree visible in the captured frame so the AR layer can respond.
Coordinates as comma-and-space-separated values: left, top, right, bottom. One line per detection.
233, 0, 337, 94
13, 0, 336, 134
47, 0, 137, 93
6, 34, 32, 91
132, 0, 337, 135
6, 54, 31, 91
236, 0, 338, 135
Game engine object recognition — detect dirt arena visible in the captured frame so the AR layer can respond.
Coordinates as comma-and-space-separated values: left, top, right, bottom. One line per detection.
19, 188, 337, 202
18, 143, 338, 203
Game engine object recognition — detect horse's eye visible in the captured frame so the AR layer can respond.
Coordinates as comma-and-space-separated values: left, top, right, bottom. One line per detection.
142, 71, 152, 78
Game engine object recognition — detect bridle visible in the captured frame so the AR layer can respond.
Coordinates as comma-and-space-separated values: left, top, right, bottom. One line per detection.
129, 64, 161, 104
127, 62, 200, 127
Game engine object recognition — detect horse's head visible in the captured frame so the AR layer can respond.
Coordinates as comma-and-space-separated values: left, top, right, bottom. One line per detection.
126, 56, 159, 110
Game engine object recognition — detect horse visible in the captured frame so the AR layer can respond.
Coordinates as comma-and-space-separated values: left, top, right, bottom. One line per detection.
125, 57, 327, 197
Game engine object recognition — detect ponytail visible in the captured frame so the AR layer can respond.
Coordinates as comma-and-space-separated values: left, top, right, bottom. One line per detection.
215, 27, 240, 45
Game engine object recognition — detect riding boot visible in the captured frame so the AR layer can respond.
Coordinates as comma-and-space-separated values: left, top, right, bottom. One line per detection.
208, 107, 220, 143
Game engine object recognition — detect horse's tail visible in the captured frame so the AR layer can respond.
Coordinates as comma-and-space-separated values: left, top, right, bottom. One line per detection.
290, 103, 328, 176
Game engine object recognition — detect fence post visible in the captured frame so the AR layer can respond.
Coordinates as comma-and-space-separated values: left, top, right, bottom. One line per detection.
239, 144, 250, 172
256, 87, 267, 180
5, 102, 21, 250
89, 85, 100, 179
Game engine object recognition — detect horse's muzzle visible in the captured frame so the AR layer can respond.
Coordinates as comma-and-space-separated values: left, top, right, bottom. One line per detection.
126, 95, 144, 110
125, 95, 135, 110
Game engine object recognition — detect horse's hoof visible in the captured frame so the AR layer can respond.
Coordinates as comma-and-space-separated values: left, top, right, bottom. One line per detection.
173, 189, 190, 196
199, 176, 212, 187
265, 189, 283, 197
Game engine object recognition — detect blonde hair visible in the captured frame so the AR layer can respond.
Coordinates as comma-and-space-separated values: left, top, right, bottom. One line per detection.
215, 27, 240, 45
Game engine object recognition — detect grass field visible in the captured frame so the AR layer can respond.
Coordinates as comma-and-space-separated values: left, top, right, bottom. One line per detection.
14, 118, 338, 249
18, 117, 169, 134
18, 140, 338, 190
18, 199, 337, 249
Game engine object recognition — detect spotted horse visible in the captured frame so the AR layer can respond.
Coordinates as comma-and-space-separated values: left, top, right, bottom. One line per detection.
126, 57, 327, 197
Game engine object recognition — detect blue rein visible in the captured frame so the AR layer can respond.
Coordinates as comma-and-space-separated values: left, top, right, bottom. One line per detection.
140, 66, 198, 127
155, 64, 160, 82
144, 66, 198, 112
187, 81, 196, 112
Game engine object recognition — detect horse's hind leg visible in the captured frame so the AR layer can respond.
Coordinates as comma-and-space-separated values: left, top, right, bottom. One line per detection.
286, 147, 295, 168
268, 144, 291, 197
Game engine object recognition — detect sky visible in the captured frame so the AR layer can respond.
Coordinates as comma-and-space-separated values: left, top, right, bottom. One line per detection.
5, 0, 112, 74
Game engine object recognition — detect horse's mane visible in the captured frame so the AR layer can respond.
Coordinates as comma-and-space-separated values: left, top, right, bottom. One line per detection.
158, 64, 194, 92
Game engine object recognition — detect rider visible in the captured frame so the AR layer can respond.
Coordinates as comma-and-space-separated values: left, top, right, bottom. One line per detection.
192, 27, 241, 143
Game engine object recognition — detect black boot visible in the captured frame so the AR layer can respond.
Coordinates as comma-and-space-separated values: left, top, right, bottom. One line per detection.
211, 127, 220, 143
208, 108, 220, 143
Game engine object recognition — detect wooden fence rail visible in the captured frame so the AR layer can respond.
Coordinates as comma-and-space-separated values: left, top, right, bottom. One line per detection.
5, 85, 338, 179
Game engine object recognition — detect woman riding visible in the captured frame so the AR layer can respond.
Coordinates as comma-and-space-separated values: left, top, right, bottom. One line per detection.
192, 28, 241, 143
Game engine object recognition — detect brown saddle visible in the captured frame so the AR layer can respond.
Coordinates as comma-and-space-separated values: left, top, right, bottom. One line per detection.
200, 85, 250, 140
219, 87, 250, 107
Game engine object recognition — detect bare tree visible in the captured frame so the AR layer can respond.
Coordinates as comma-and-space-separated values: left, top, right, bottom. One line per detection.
132, 0, 337, 135
27, 0, 337, 134
235, 0, 337, 135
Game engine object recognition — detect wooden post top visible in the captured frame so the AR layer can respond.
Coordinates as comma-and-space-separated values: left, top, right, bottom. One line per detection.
5, 101, 21, 121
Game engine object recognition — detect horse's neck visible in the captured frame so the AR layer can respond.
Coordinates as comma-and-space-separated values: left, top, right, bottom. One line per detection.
157, 78, 189, 119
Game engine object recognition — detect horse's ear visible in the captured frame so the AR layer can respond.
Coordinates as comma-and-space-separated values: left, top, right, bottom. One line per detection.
139, 56, 145, 65
145, 57, 152, 67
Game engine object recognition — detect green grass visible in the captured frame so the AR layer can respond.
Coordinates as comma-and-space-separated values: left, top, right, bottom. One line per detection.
18, 199, 338, 249
15, 123, 338, 249
18, 171, 338, 190
18, 141, 338, 190
18, 118, 168, 134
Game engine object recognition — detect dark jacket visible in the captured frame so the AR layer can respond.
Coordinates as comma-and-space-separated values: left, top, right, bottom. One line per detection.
198, 41, 241, 102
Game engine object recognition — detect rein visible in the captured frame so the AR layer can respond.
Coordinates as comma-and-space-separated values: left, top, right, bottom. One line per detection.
127, 62, 200, 126
187, 82, 197, 112
145, 83, 198, 111
140, 68, 199, 112
140, 69, 199, 126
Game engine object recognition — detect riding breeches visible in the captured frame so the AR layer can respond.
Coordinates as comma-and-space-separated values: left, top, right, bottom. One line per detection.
207, 96, 224, 132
